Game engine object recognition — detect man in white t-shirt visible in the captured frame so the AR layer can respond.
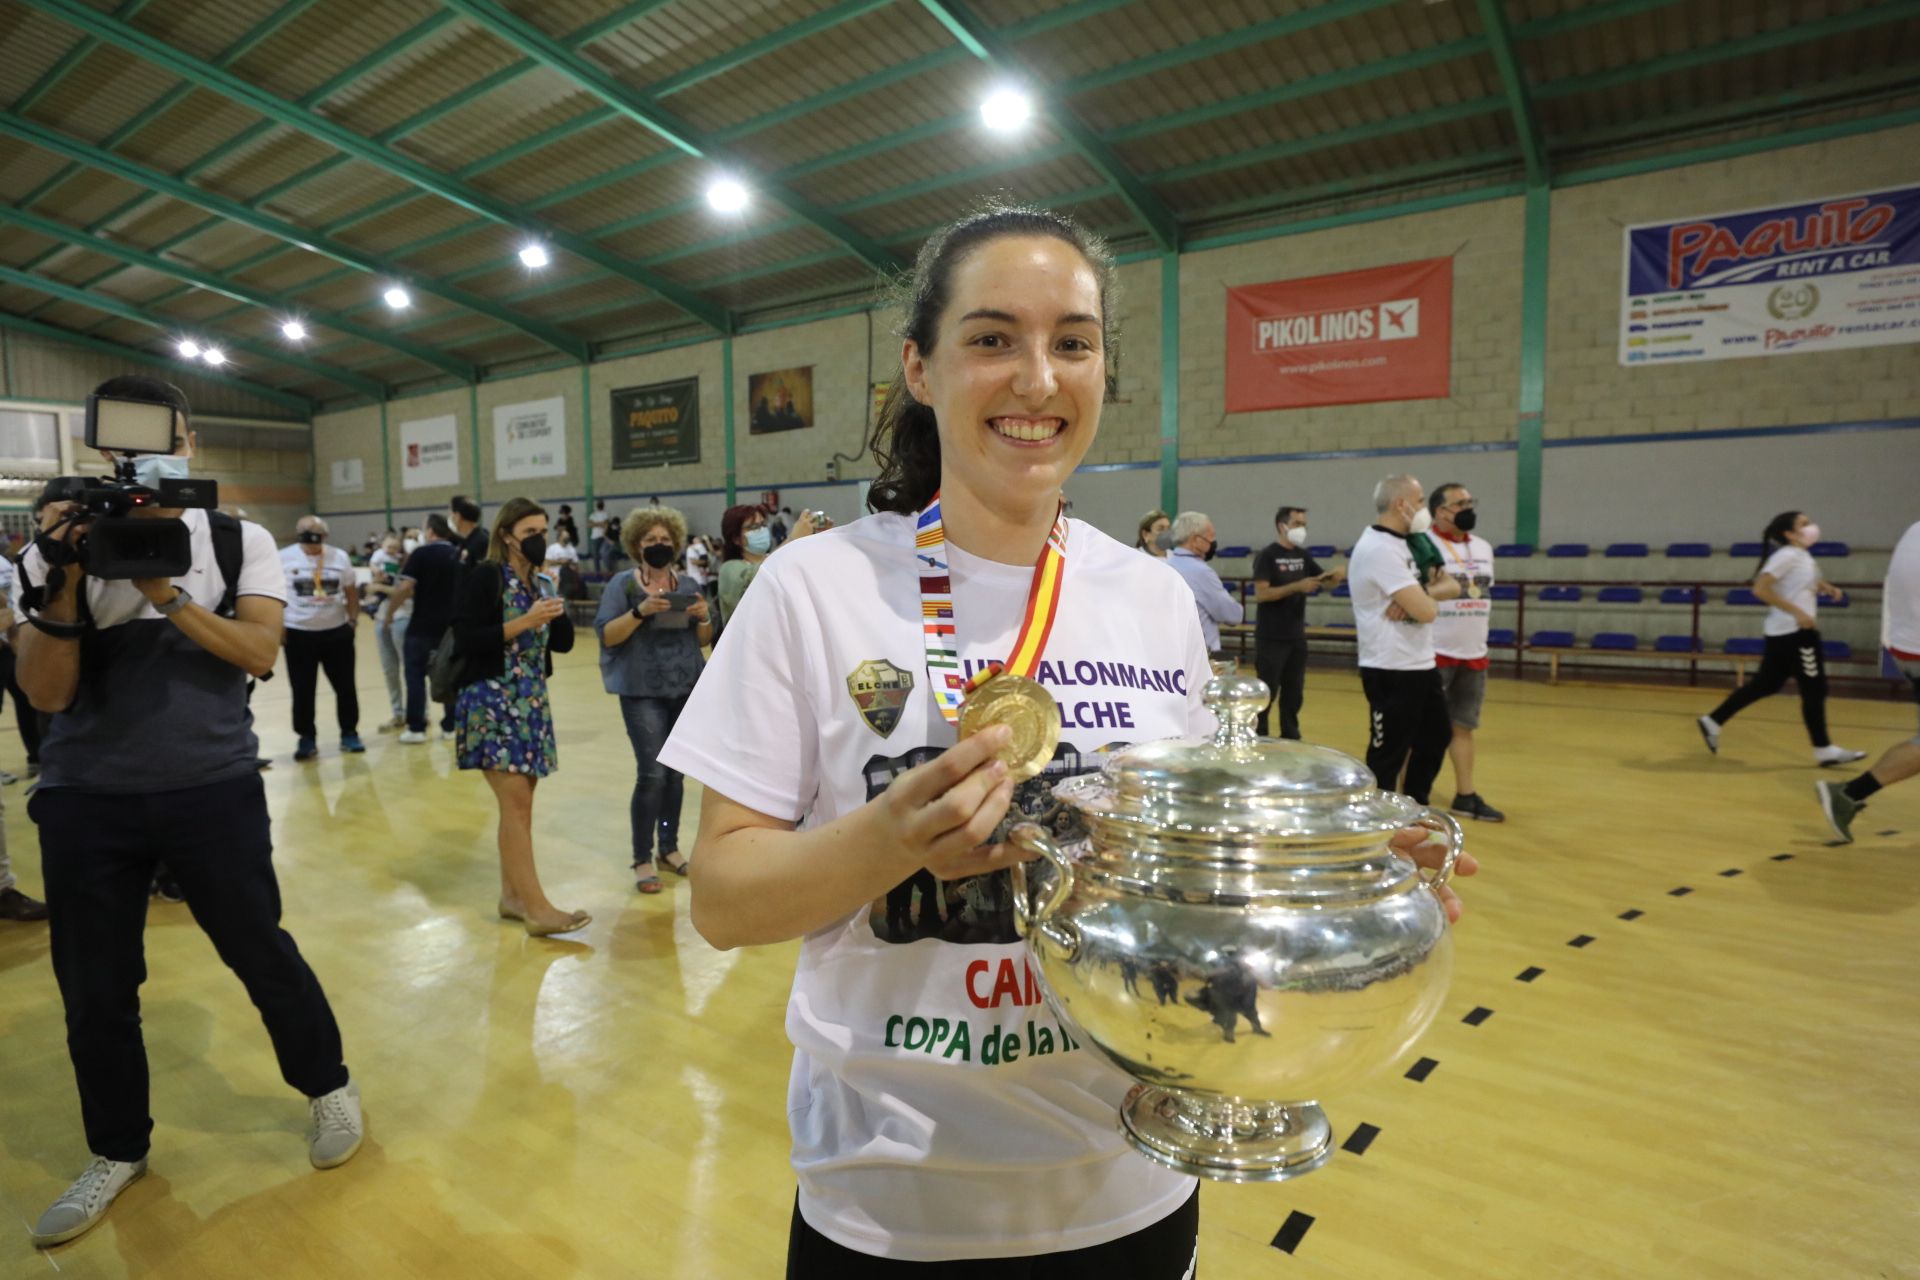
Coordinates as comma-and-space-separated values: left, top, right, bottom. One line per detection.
279, 516, 361, 761
1425, 483, 1504, 822
1817, 518, 1920, 842
1347, 474, 1461, 804
587, 499, 611, 574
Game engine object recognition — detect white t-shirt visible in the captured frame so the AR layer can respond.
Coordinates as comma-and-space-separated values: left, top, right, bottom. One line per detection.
279, 543, 355, 631
0, 553, 14, 651
588, 509, 609, 542
1427, 531, 1495, 663
369, 548, 412, 620
544, 543, 581, 566
1348, 525, 1435, 670
1760, 544, 1818, 637
1886, 520, 1920, 659
658, 512, 1212, 1262
682, 545, 709, 588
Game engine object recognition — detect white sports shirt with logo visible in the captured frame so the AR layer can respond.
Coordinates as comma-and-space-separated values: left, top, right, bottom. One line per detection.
1347, 526, 1436, 670
1427, 531, 1496, 663
659, 512, 1213, 1261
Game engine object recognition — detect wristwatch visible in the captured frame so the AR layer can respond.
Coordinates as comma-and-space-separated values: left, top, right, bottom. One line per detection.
154, 587, 191, 617
629, 603, 646, 621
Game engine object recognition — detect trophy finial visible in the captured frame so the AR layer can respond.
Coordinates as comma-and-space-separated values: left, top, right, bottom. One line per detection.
1205, 673, 1269, 748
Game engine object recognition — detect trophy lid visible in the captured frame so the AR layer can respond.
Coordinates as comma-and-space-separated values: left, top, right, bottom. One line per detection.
1060, 673, 1423, 842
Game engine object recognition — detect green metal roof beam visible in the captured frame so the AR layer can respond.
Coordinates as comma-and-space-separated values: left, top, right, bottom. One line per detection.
438, 0, 904, 278
1193, 150, 1519, 223
1556, 103, 1920, 188
0, 110, 589, 360
1066, 0, 1404, 95
1474, 0, 1548, 185
648, 0, 895, 98
839, 141, 1077, 213
12, 0, 157, 114
0, 205, 478, 382
915, 0, 1181, 251
0, 264, 389, 399
1560, 66, 1920, 153
1152, 97, 1507, 185
18, 0, 734, 336
0, 312, 313, 415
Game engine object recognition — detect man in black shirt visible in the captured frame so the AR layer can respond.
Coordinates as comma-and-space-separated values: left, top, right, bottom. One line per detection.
388, 515, 462, 741
449, 495, 489, 569
1250, 504, 1343, 739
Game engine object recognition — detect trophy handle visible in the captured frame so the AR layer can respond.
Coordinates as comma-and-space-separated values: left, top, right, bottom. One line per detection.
1009, 824, 1080, 961
1413, 808, 1464, 890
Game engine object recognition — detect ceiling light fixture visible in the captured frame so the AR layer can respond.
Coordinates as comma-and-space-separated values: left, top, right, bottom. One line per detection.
706, 178, 749, 214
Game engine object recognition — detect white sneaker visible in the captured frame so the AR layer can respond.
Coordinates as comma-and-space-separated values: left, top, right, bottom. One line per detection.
1814, 744, 1868, 767
308, 1079, 363, 1169
32, 1156, 147, 1247
1696, 714, 1721, 755
398, 730, 427, 744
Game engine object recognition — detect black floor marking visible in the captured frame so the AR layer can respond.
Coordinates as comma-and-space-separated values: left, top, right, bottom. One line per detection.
1719, 868, 1743, 877
1878, 829, 1901, 837
1771, 854, 1794, 862
1568, 934, 1595, 948
1668, 886, 1693, 896
1517, 966, 1545, 982
1271, 1211, 1315, 1255
1342, 1122, 1381, 1156
1404, 1057, 1439, 1082
1619, 909, 1644, 920
1462, 1006, 1494, 1026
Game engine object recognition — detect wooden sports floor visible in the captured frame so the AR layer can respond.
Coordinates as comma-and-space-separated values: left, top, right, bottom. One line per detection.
1, 634, 1914, 1278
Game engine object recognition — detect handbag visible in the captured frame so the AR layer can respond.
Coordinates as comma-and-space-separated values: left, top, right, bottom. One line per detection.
427, 628, 464, 704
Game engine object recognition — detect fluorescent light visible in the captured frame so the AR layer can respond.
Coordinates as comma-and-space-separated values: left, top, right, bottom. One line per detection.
177, 338, 201, 358
202, 347, 227, 366
706, 178, 748, 214
281, 320, 307, 341
980, 87, 1033, 133
518, 242, 550, 269
383, 286, 411, 310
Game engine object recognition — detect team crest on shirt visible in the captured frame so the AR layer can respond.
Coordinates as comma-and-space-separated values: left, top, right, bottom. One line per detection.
846, 659, 915, 738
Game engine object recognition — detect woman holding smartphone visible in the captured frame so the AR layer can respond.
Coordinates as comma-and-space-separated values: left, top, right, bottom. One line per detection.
596, 506, 711, 894
450, 497, 587, 936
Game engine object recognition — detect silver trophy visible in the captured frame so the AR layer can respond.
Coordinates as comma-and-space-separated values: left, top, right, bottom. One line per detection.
1011, 673, 1462, 1182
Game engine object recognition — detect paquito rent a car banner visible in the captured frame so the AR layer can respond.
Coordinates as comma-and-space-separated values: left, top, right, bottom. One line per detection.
1620, 184, 1920, 366
1225, 258, 1452, 412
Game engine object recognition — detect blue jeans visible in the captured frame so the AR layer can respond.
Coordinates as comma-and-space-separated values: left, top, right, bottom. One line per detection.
376, 613, 409, 720
620, 695, 687, 866
403, 623, 454, 735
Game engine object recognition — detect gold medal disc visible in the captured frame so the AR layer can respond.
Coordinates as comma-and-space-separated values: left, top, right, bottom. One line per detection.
958, 673, 1060, 782
1467, 583, 1483, 599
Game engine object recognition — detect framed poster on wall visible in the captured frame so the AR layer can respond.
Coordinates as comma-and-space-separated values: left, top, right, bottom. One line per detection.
493, 396, 567, 481
399, 414, 459, 489
611, 377, 699, 468
748, 366, 813, 434
329, 457, 364, 494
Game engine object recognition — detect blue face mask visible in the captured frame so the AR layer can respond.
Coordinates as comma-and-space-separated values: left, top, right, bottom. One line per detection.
745, 527, 773, 555
132, 454, 190, 488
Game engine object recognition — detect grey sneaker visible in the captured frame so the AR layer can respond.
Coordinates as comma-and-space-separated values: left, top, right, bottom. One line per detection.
32, 1156, 147, 1248
1815, 781, 1859, 844
309, 1079, 363, 1169
1696, 714, 1720, 755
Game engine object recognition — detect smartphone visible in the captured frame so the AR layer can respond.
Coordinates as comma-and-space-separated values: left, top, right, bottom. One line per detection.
650, 590, 702, 628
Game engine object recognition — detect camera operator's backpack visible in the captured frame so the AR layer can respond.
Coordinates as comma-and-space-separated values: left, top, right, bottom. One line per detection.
208, 511, 245, 617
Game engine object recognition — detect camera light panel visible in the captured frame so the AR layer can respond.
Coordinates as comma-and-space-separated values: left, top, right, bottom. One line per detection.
88, 396, 180, 455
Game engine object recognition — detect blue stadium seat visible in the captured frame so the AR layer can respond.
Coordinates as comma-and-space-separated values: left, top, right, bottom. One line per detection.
1823, 640, 1852, 660
1342, 546, 1358, 558
1309, 545, 1337, 559
1665, 542, 1711, 558
1220, 545, 1252, 559
1810, 541, 1850, 557
1826, 592, 1850, 608
1726, 588, 1763, 606
1655, 635, 1702, 653
1539, 585, 1582, 602
1331, 584, 1351, 598
1730, 542, 1767, 558
1490, 584, 1521, 601
1324, 621, 1355, 629
1660, 587, 1705, 605
1495, 543, 1535, 558
1597, 587, 1644, 603
1546, 543, 1590, 558
1489, 628, 1516, 646
1724, 637, 1765, 656
1530, 629, 1576, 648
1591, 632, 1638, 650
1604, 543, 1649, 558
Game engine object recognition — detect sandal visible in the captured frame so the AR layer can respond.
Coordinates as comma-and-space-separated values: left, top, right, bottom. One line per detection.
656, 851, 690, 877
634, 865, 664, 895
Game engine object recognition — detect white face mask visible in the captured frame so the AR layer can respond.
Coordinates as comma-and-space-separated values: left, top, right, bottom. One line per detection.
1796, 522, 1822, 546
1285, 526, 1308, 548
403, 537, 420, 554
1407, 505, 1433, 536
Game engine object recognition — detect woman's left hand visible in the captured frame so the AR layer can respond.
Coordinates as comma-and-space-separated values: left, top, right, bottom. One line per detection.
687, 595, 710, 623
1390, 825, 1479, 923
1817, 582, 1844, 601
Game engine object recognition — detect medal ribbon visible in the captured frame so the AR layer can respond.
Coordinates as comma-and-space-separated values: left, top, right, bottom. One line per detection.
916, 491, 1068, 725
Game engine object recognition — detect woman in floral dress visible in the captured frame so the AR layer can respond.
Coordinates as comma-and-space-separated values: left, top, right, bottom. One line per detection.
450, 497, 587, 937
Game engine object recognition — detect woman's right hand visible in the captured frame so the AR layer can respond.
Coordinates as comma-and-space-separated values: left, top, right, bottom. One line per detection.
527, 596, 567, 627
1792, 608, 1817, 630
635, 593, 673, 617
864, 725, 1016, 880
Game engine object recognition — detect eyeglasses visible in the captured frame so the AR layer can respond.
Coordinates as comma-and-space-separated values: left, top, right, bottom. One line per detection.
1442, 498, 1477, 510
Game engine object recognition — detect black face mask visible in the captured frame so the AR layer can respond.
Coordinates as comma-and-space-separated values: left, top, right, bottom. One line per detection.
518, 533, 547, 565
642, 544, 675, 569
1203, 540, 1218, 561
297, 530, 325, 545
1454, 508, 1478, 533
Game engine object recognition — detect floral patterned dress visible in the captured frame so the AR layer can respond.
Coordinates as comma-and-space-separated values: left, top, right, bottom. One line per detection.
455, 566, 558, 776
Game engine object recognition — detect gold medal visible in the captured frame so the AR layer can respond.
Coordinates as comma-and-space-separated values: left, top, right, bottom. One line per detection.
958, 672, 1060, 782
1467, 583, 1482, 599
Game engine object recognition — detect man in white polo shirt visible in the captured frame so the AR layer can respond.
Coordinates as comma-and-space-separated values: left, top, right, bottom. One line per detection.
1426, 483, 1505, 822
279, 516, 361, 762
1348, 474, 1461, 804
1816, 517, 1920, 841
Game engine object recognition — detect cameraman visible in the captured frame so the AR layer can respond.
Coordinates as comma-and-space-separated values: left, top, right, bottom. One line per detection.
12, 377, 360, 1249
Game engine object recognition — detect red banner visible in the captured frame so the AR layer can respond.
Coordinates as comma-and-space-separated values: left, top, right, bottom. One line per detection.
1225, 258, 1452, 411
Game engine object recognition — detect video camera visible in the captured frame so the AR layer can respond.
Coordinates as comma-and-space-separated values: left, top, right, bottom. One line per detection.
38, 381, 219, 581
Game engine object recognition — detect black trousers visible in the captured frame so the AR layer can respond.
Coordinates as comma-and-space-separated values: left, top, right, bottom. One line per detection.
402, 621, 454, 734
1359, 666, 1451, 805
284, 625, 359, 739
1254, 638, 1309, 740
1, 647, 44, 764
1709, 628, 1830, 747
31, 773, 348, 1163
786, 1185, 1198, 1278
